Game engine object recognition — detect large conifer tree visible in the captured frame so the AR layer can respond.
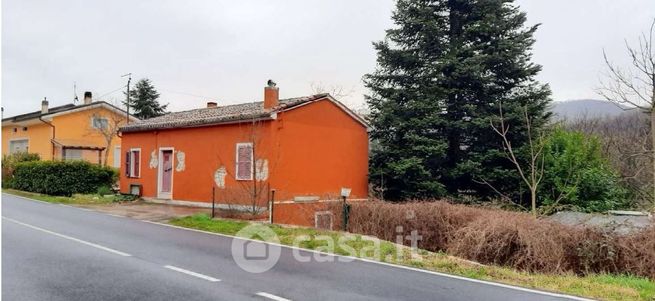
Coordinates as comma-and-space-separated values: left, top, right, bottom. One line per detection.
127, 78, 168, 119
365, 0, 551, 201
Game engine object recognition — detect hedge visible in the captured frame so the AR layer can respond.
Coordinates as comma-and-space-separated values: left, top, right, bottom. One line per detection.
11, 160, 118, 196
2, 152, 41, 188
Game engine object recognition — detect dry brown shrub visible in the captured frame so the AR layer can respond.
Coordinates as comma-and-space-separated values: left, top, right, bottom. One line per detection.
347, 200, 655, 279
619, 227, 655, 279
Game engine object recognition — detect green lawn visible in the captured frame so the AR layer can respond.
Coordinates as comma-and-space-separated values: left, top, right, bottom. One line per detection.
3, 189, 130, 205
170, 213, 655, 301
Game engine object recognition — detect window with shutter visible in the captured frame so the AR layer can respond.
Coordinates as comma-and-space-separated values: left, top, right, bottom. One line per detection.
126, 149, 141, 178
125, 151, 131, 176
235, 143, 253, 180
132, 150, 140, 178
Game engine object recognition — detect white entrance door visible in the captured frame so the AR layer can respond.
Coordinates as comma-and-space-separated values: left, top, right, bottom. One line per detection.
157, 148, 174, 199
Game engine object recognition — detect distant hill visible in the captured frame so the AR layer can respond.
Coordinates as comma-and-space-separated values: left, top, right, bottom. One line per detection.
550, 99, 629, 120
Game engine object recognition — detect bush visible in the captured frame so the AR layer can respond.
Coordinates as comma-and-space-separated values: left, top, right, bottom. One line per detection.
539, 128, 629, 212
11, 160, 118, 196
2, 152, 40, 188
97, 185, 112, 196
348, 200, 655, 279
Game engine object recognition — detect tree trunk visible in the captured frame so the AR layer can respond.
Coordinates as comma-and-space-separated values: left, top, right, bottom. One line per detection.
531, 188, 537, 217
103, 143, 111, 167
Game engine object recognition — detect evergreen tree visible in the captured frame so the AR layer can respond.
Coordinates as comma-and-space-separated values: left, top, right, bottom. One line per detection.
126, 78, 168, 119
365, 0, 551, 202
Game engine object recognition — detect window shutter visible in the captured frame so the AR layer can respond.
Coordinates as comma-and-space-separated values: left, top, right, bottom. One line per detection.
236, 144, 253, 180
125, 151, 131, 177
133, 151, 140, 178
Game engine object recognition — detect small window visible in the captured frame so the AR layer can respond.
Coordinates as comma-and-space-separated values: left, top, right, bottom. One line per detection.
92, 116, 109, 129
126, 149, 141, 178
235, 143, 253, 180
64, 149, 82, 161
9, 139, 28, 154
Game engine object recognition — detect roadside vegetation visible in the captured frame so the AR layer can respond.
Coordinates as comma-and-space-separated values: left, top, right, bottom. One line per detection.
3, 189, 135, 204
2, 153, 117, 196
170, 213, 655, 301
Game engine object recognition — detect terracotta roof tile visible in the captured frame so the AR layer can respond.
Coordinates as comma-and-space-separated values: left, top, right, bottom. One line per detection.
120, 94, 329, 132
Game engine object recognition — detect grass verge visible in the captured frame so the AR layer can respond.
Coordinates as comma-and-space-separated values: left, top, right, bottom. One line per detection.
170, 213, 655, 301
3, 189, 129, 205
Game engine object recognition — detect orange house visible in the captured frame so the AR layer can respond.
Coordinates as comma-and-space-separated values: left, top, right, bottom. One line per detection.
2, 92, 137, 166
119, 83, 369, 226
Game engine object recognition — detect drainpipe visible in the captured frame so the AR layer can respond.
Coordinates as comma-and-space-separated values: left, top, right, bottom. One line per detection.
39, 116, 55, 160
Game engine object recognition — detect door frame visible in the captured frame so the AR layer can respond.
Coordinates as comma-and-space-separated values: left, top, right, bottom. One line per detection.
157, 147, 175, 199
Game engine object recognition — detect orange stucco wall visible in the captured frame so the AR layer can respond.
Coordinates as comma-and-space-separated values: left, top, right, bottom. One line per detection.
119, 99, 369, 206
2, 122, 52, 158
2, 104, 126, 166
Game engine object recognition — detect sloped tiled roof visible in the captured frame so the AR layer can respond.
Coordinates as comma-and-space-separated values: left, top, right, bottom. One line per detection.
2, 104, 76, 122
2, 101, 136, 124
120, 94, 330, 133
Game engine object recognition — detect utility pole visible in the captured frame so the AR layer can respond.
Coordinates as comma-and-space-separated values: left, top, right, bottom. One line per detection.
122, 73, 132, 123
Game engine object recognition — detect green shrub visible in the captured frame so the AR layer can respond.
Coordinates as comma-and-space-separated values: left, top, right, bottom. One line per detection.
97, 185, 112, 196
2, 152, 40, 188
12, 160, 118, 196
114, 194, 138, 202
539, 128, 629, 212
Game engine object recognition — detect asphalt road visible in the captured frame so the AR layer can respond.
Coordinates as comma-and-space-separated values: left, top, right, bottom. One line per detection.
2, 193, 590, 301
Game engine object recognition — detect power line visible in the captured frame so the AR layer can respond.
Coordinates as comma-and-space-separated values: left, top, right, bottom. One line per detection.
96, 85, 127, 100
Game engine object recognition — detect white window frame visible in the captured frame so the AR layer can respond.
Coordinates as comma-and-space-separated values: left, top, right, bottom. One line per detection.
129, 148, 141, 178
113, 146, 121, 168
63, 149, 83, 161
8, 138, 29, 154
91, 116, 109, 130
235, 142, 253, 181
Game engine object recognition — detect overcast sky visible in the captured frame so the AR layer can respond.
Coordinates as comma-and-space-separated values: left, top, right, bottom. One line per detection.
2, 0, 654, 117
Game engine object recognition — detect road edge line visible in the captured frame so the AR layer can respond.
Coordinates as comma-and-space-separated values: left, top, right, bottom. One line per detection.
2, 216, 132, 257
141, 220, 593, 301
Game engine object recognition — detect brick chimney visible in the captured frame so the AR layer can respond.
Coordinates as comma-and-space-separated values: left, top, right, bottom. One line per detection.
83, 91, 93, 105
207, 101, 217, 108
41, 98, 49, 114
264, 79, 279, 109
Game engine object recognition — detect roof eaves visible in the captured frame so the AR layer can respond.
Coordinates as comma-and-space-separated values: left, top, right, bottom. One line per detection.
120, 112, 273, 133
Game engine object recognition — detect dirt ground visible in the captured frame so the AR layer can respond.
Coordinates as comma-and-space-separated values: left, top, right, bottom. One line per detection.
78, 200, 212, 222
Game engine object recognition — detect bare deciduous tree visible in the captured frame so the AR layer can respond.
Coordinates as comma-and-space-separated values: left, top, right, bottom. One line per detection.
566, 112, 652, 206
310, 81, 354, 100
215, 117, 280, 216
598, 19, 655, 203
491, 103, 546, 216
86, 104, 127, 166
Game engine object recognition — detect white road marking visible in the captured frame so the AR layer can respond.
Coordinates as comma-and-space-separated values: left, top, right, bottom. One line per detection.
256, 292, 291, 301
144, 220, 593, 301
7, 193, 591, 301
163, 265, 221, 282
2, 216, 132, 257
2, 193, 53, 204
